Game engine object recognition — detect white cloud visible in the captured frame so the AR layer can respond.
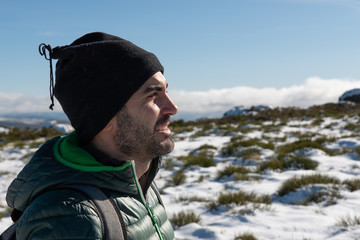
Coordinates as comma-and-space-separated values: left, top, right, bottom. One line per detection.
0, 92, 61, 113
169, 77, 360, 119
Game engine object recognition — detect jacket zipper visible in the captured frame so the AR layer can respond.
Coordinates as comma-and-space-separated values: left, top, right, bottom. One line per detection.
130, 160, 165, 240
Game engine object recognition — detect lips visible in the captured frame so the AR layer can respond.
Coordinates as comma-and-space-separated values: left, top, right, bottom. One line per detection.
156, 120, 171, 135
157, 120, 170, 129
157, 123, 170, 131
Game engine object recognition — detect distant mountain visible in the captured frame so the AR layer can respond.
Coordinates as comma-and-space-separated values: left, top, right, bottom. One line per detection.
0, 112, 69, 129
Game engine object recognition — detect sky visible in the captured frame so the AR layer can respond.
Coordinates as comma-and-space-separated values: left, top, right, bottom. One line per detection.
1, 0, 360, 120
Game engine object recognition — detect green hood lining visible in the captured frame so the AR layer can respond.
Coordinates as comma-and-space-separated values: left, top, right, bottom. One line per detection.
53, 132, 163, 239
53, 132, 131, 172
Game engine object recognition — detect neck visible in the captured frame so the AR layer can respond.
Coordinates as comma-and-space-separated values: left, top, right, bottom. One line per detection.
134, 159, 153, 179
91, 137, 152, 179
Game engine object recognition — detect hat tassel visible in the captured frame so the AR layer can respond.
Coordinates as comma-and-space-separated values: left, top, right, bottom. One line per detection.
39, 43, 55, 110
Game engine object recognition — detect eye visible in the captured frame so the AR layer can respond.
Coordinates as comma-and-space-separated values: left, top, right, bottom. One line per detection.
150, 92, 159, 100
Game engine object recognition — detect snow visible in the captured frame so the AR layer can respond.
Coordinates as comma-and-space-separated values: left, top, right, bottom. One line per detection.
45, 120, 74, 134
1, 114, 360, 240
0, 127, 9, 134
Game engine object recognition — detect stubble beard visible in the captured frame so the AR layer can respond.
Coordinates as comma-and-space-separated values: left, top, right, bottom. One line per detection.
114, 107, 174, 162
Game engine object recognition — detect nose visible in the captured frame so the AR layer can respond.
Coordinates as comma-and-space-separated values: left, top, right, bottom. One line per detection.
161, 94, 178, 116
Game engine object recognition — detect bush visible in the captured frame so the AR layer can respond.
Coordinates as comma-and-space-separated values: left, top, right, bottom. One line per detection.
352, 146, 360, 158
285, 155, 319, 170
258, 155, 318, 172
189, 144, 217, 156
221, 138, 274, 157
217, 190, 271, 208
172, 170, 186, 186
276, 140, 331, 159
162, 158, 174, 170
277, 174, 341, 205
171, 211, 201, 228
0, 127, 63, 147
0, 206, 12, 218
217, 165, 259, 181
336, 215, 360, 227
178, 144, 217, 169
258, 157, 285, 172
178, 195, 207, 203
237, 148, 262, 161
170, 119, 195, 134
207, 201, 218, 211
277, 173, 340, 197
312, 118, 324, 126
343, 178, 360, 192
179, 155, 215, 168
344, 123, 359, 131
234, 232, 258, 240
217, 165, 251, 179
258, 139, 323, 172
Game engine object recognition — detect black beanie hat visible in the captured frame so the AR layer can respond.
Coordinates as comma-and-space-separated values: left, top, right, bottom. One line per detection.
49, 32, 164, 142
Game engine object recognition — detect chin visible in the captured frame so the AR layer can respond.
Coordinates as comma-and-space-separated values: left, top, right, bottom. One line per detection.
159, 139, 175, 154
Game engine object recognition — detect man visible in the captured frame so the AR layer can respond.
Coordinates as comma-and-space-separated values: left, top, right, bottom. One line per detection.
6, 32, 177, 239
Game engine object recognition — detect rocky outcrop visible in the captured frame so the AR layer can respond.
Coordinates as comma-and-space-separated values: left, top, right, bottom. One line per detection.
223, 105, 273, 118
339, 89, 360, 104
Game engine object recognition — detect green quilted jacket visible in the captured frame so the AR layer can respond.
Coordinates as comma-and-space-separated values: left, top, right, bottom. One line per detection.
6, 132, 174, 240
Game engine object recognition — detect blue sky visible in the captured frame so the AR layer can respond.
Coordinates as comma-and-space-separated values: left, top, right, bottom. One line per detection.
1, 0, 360, 119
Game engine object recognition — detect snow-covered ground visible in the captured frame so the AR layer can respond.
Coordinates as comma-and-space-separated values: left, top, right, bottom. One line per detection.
1, 115, 360, 239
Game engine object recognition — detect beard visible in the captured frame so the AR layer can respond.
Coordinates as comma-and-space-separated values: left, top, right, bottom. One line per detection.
114, 107, 175, 162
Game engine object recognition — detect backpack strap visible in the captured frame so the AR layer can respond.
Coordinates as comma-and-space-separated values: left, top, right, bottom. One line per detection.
151, 182, 164, 206
65, 185, 126, 240
102, 191, 128, 239
0, 223, 16, 240
1, 185, 127, 240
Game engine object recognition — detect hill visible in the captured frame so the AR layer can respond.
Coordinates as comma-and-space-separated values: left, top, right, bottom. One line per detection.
1, 103, 360, 239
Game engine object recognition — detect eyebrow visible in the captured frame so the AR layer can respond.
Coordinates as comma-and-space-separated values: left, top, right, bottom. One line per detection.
144, 83, 168, 94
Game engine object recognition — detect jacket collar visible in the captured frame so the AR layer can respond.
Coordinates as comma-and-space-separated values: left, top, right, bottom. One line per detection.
56, 131, 161, 193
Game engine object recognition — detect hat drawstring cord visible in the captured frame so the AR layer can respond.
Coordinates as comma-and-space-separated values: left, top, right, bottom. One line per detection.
39, 43, 55, 110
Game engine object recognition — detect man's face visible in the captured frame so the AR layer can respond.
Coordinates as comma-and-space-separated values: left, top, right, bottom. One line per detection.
114, 71, 178, 161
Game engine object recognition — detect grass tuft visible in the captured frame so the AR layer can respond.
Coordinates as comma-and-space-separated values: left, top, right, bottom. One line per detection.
0, 127, 63, 147
258, 155, 318, 172
336, 215, 360, 227
171, 170, 186, 186
277, 173, 340, 196
217, 190, 271, 207
178, 195, 207, 202
179, 155, 216, 168
277, 173, 341, 205
221, 138, 274, 157
342, 178, 360, 192
276, 140, 331, 158
218, 165, 251, 178
178, 145, 216, 169
171, 211, 201, 228
234, 232, 258, 240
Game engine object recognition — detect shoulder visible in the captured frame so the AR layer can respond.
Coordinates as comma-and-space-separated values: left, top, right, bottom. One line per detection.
16, 188, 103, 240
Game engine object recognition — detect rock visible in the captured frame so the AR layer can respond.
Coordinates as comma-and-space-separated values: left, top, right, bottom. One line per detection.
339, 89, 360, 103
223, 105, 273, 118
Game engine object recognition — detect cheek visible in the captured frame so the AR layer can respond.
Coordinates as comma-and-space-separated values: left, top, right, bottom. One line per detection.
141, 104, 161, 125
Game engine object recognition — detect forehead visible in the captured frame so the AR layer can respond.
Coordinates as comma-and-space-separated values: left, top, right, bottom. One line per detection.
140, 72, 167, 91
